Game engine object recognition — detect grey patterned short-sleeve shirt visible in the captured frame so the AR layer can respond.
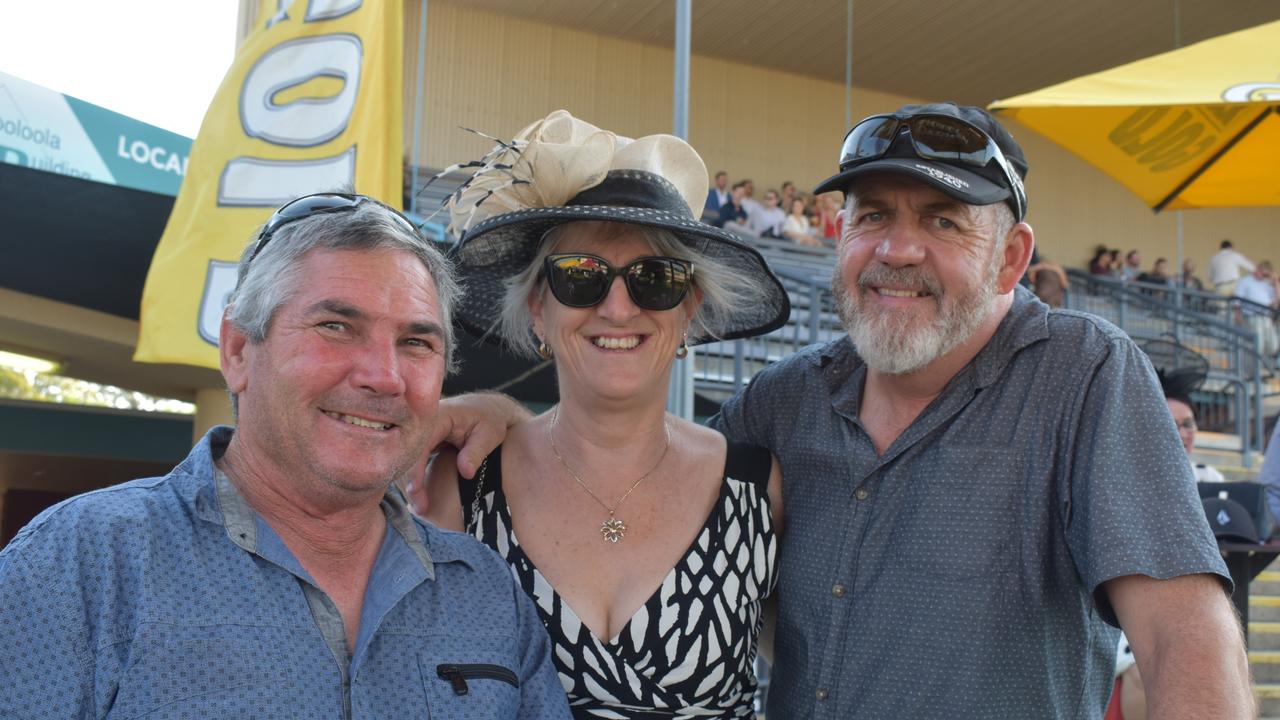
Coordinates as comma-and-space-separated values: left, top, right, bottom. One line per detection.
712, 286, 1229, 720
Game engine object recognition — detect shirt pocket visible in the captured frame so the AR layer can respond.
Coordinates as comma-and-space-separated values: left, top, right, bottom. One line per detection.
895, 446, 1025, 580
419, 640, 522, 719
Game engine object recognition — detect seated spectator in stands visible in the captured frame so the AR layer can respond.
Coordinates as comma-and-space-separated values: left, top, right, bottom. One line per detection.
1027, 258, 1069, 308
803, 194, 820, 227
1136, 257, 1172, 301
1108, 249, 1123, 278
740, 178, 759, 213
703, 170, 731, 226
1137, 258, 1170, 286
1181, 258, 1205, 292
746, 189, 786, 238
782, 198, 821, 247
816, 192, 841, 244
1162, 378, 1226, 483
1209, 239, 1255, 296
1233, 260, 1280, 358
1088, 245, 1112, 275
780, 181, 797, 214
720, 181, 750, 230
1121, 249, 1142, 282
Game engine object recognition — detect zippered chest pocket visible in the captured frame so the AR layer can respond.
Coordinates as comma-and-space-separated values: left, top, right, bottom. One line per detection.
419, 648, 522, 718
436, 663, 520, 694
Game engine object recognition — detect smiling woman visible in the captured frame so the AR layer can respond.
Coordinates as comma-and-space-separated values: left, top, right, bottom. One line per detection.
416, 110, 790, 718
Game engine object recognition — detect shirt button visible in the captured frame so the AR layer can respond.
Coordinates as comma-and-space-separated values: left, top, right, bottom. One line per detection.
832, 583, 846, 598
855, 487, 869, 501
816, 687, 830, 701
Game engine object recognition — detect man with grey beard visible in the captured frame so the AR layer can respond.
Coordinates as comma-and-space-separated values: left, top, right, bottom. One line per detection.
427, 104, 1251, 719
708, 103, 1249, 719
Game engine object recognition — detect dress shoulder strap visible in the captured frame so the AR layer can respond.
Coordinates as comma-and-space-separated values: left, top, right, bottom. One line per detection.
723, 440, 772, 489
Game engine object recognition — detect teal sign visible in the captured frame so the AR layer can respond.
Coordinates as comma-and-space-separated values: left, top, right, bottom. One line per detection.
0, 70, 192, 196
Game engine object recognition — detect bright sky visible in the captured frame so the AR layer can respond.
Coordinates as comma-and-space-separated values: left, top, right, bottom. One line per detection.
0, 1, 239, 138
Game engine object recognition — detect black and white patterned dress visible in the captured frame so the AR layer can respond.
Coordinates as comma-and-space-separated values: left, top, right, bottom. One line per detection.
459, 441, 778, 719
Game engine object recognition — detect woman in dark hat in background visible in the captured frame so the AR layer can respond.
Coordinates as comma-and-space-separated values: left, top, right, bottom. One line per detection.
415, 110, 790, 718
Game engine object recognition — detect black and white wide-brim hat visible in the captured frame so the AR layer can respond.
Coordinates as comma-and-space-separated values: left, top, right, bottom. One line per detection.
443, 110, 789, 345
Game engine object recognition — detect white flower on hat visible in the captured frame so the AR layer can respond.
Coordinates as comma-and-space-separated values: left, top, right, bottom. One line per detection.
444, 109, 707, 235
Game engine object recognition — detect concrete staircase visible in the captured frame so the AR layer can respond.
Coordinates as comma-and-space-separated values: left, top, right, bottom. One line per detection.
1250, 572, 1280, 717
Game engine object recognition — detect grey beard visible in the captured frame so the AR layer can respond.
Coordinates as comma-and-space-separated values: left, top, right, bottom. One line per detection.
833, 265, 998, 375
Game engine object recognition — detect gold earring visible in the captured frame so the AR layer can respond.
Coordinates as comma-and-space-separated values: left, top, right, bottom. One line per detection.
675, 332, 689, 359
537, 340, 554, 360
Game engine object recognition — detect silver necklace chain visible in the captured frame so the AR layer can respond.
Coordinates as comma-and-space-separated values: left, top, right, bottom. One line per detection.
548, 405, 671, 543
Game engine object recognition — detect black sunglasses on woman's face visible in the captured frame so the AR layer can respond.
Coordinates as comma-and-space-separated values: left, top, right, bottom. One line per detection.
542, 253, 693, 311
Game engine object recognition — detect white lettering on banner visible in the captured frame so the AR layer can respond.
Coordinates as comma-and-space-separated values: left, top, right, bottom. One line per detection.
216, 2, 364, 212
198, 261, 240, 345
1222, 82, 1280, 103
305, 0, 362, 21
239, 34, 362, 147
218, 147, 357, 207
116, 136, 189, 175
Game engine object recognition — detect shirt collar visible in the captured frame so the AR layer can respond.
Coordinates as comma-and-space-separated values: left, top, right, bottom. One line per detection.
969, 285, 1050, 389
190, 426, 471, 577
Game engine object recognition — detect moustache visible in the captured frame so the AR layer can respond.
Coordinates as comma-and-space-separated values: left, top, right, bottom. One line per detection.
856, 264, 943, 298
322, 397, 413, 427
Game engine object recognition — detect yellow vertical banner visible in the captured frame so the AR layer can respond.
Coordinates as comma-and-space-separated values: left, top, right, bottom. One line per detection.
135, 0, 404, 368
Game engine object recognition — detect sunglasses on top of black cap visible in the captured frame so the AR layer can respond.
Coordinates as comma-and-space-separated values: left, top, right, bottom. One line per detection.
543, 253, 693, 311
837, 114, 1027, 221
248, 192, 420, 263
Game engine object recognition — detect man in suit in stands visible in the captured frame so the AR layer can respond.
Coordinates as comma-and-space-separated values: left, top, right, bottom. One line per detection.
703, 170, 731, 226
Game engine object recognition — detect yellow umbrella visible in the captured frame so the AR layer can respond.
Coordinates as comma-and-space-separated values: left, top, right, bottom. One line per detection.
990, 19, 1280, 211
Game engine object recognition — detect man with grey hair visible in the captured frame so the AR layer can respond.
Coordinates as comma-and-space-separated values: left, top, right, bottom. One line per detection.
434, 105, 1252, 719
0, 193, 569, 718
712, 103, 1250, 718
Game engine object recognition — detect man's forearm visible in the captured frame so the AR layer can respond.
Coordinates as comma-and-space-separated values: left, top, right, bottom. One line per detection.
1109, 573, 1254, 719
1141, 611, 1253, 719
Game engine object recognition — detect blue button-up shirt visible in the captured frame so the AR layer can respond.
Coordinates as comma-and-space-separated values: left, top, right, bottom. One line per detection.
0, 427, 571, 719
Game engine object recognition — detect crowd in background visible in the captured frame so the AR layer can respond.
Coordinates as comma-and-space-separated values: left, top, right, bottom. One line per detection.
1083, 240, 1279, 360
701, 170, 842, 248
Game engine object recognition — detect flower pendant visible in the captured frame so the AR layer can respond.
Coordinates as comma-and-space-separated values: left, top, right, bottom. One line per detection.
600, 517, 627, 543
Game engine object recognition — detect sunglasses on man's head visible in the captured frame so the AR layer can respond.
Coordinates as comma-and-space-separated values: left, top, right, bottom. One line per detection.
248, 192, 419, 263
542, 253, 693, 311
837, 113, 1027, 220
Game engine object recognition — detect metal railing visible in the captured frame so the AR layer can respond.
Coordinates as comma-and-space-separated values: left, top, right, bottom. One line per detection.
1065, 269, 1272, 465
1104, 274, 1279, 328
694, 260, 841, 402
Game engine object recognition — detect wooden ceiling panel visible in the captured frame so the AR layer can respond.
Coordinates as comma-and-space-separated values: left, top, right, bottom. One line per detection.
454, 0, 1280, 107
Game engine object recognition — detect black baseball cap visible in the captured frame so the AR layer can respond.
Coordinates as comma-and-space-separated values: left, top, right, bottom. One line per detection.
815, 102, 1030, 220
1202, 497, 1260, 544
